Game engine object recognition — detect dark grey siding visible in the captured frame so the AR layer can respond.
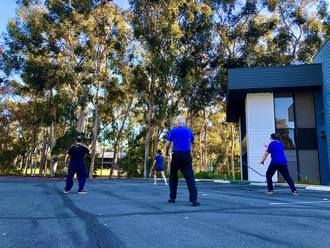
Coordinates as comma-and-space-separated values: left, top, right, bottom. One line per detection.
228, 64, 323, 90
314, 91, 329, 185
314, 39, 330, 185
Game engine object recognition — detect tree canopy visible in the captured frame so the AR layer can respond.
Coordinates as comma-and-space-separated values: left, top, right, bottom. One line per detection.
1, 0, 329, 177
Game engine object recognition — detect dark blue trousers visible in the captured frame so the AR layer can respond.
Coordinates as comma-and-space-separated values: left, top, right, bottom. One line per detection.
266, 164, 297, 192
169, 152, 198, 202
65, 162, 87, 191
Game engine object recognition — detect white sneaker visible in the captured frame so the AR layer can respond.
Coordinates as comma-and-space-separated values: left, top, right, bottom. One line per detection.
153, 182, 157, 185
165, 183, 168, 186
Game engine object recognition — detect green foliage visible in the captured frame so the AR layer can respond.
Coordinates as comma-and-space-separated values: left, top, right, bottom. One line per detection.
295, 179, 321, 185
52, 128, 84, 155
279, 177, 320, 185
0, 150, 18, 174
118, 139, 145, 178
1, 0, 330, 179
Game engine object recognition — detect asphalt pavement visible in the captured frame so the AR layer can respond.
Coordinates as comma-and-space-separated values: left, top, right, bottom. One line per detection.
1, 177, 330, 248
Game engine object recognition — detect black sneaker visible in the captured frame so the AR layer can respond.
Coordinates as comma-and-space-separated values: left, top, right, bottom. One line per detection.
168, 198, 175, 203
78, 190, 87, 194
191, 200, 200, 207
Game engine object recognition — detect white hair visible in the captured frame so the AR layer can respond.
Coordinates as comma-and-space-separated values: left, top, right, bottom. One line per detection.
176, 116, 185, 125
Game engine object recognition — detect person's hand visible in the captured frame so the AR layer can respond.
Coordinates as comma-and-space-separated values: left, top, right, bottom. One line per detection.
259, 161, 264, 165
263, 143, 268, 147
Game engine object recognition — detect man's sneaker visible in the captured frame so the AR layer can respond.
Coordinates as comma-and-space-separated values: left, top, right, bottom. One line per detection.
292, 191, 299, 196
168, 198, 175, 203
153, 182, 157, 185
191, 200, 200, 207
77, 190, 87, 194
265, 191, 274, 195
63, 190, 70, 194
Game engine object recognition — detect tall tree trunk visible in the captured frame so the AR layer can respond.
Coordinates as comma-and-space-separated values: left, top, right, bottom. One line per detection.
230, 123, 235, 179
44, 144, 49, 177
30, 147, 35, 176
167, 119, 173, 172
198, 130, 203, 172
24, 148, 31, 175
89, 99, 99, 179
50, 123, 55, 177
50, 89, 57, 177
20, 155, 24, 170
143, 75, 155, 178
77, 85, 89, 133
62, 89, 75, 136
33, 147, 37, 176
221, 130, 230, 175
153, 125, 162, 156
110, 95, 134, 178
39, 133, 48, 176
101, 143, 105, 179
203, 110, 208, 172
89, 53, 102, 179
167, 86, 174, 172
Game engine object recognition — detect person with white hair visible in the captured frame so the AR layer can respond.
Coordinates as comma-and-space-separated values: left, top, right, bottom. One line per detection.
165, 116, 199, 206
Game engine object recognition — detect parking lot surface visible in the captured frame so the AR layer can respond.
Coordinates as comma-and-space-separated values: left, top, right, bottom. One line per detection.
1, 177, 330, 248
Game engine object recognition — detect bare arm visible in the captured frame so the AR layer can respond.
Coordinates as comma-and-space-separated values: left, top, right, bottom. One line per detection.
165, 141, 172, 156
259, 152, 269, 164
151, 159, 156, 169
65, 154, 70, 166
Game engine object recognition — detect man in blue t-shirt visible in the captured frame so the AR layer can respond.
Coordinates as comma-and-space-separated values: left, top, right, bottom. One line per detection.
259, 133, 298, 196
165, 116, 199, 206
64, 136, 90, 194
151, 150, 167, 185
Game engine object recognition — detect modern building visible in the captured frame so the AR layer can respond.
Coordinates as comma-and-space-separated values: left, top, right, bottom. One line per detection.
226, 39, 330, 185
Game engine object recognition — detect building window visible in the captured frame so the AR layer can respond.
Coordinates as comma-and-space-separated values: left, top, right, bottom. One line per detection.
276, 129, 296, 149
274, 92, 319, 181
274, 93, 294, 129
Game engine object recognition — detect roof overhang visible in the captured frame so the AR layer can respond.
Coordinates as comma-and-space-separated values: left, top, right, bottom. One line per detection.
226, 64, 323, 122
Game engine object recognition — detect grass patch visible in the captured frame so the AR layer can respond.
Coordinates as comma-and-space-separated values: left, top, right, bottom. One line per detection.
295, 178, 321, 185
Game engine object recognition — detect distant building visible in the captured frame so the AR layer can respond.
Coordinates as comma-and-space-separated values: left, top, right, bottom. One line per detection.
226, 39, 330, 185
98, 152, 125, 169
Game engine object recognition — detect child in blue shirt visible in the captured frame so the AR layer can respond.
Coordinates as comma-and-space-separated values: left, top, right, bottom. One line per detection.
151, 150, 167, 185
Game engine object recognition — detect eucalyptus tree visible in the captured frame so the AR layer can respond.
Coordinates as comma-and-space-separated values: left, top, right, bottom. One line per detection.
208, 0, 330, 175
45, 0, 132, 178
174, 2, 222, 171
1, 0, 75, 176
130, 0, 189, 177
260, 0, 330, 64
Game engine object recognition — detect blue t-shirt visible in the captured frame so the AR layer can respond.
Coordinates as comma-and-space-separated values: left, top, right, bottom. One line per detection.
267, 140, 287, 165
154, 155, 164, 170
166, 126, 195, 152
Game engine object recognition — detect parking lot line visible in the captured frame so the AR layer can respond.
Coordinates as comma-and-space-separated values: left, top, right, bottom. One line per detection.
269, 200, 330, 205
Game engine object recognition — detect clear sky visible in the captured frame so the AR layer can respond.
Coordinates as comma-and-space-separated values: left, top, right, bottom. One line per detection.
0, 0, 329, 40
0, 0, 129, 39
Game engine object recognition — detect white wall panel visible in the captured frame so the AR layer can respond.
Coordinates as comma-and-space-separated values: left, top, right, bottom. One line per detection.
246, 93, 276, 181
